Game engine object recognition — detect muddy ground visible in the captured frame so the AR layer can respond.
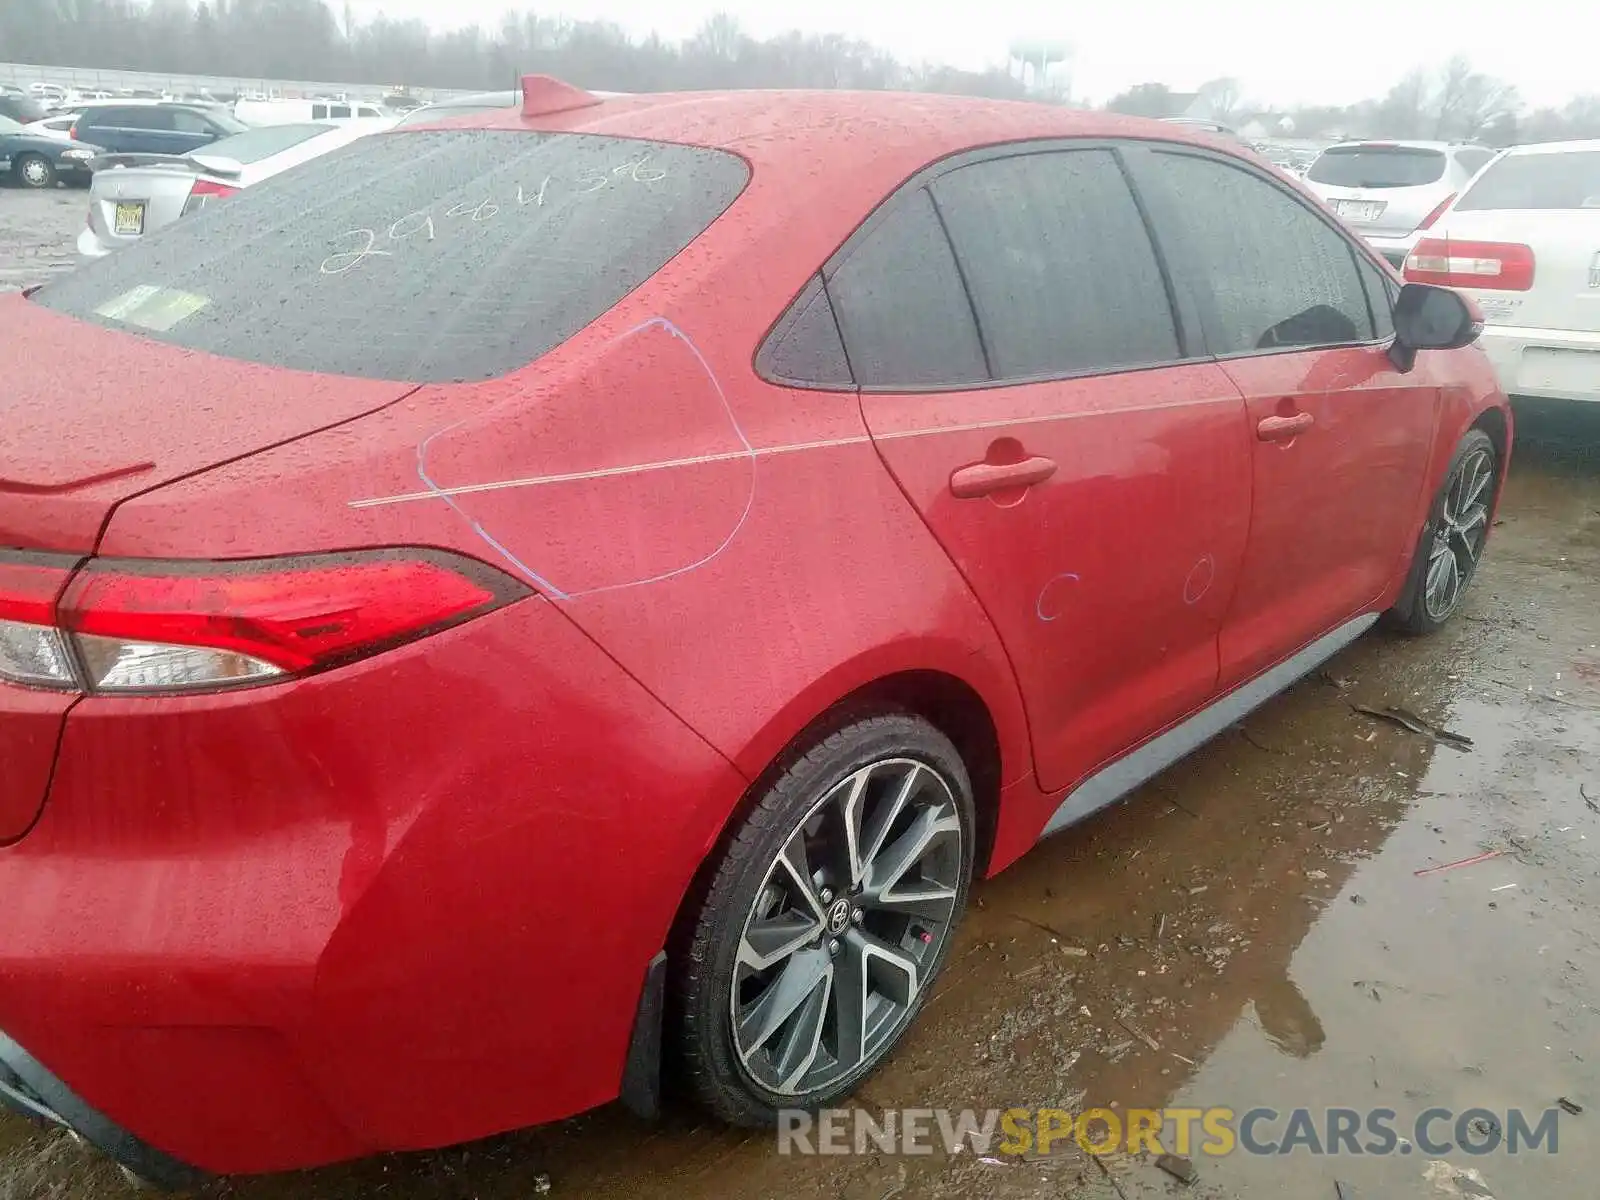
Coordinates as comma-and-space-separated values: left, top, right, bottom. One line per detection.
2, 192, 1597, 1199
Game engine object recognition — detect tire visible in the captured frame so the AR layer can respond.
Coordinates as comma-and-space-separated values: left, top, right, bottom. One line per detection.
14, 154, 55, 190
1389, 428, 1498, 636
676, 712, 975, 1126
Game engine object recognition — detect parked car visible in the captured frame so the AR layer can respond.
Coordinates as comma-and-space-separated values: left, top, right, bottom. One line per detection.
68, 102, 245, 156
79, 121, 392, 257
0, 78, 1510, 1186
0, 91, 48, 125
1304, 140, 1497, 266
22, 113, 79, 140
0, 114, 100, 187
1405, 139, 1600, 404
235, 98, 389, 126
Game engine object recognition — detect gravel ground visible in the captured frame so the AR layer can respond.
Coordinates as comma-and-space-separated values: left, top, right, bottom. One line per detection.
0, 184, 83, 292
1, 195, 1597, 1200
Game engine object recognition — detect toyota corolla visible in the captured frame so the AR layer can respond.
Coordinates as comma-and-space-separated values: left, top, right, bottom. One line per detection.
0, 77, 1510, 1185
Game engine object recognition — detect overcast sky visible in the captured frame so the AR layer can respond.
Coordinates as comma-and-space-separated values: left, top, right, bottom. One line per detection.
343, 0, 1588, 109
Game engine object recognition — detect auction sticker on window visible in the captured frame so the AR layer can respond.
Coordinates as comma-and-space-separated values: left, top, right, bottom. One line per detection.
94, 285, 209, 332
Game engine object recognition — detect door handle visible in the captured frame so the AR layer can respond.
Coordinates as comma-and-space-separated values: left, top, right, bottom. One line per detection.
1257, 412, 1315, 442
950, 455, 1058, 499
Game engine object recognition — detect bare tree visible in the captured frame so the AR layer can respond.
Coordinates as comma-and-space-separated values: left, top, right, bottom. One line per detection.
1431, 55, 1517, 140
1195, 77, 1242, 125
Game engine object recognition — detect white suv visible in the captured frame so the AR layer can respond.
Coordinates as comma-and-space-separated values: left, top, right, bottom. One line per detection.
1405, 140, 1600, 404
1305, 140, 1497, 266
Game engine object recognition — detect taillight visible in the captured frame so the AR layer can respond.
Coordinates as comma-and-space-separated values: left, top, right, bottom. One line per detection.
0, 549, 527, 695
180, 178, 240, 216
1403, 238, 1535, 291
1417, 192, 1456, 232
0, 554, 77, 688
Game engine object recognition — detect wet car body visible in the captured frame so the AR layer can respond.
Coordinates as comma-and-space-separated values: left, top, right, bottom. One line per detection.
0, 80, 1510, 1181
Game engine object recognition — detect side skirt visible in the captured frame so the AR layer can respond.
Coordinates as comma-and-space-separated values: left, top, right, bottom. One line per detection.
1041, 614, 1378, 837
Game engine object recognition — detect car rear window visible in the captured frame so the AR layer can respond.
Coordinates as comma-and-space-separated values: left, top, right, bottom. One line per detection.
34, 129, 749, 383
201, 123, 330, 165
1456, 151, 1600, 211
1307, 146, 1447, 188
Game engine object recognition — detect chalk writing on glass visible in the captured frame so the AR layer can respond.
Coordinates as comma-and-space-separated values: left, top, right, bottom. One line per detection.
388, 210, 435, 241
613, 153, 665, 183
516, 176, 550, 207
319, 229, 392, 275
445, 197, 500, 222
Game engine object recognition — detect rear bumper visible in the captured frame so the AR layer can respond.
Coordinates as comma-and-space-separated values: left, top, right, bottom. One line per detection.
0, 1033, 203, 1188
0, 596, 747, 1174
1477, 324, 1600, 403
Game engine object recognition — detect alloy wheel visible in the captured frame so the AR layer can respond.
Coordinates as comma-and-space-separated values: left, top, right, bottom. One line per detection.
1423, 445, 1495, 621
729, 757, 963, 1096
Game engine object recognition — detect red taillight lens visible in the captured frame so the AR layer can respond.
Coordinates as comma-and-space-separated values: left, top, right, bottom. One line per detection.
0, 549, 528, 694
180, 178, 240, 216
1417, 192, 1456, 232
1403, 237, 1535, 291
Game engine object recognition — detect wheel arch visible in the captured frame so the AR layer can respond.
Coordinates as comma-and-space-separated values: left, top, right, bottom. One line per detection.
665, 646, 1027, 967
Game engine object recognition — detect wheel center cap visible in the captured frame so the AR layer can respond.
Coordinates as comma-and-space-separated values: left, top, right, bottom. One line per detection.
826, 897, 852, 936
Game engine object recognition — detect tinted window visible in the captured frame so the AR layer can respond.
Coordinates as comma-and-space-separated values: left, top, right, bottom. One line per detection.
1457, 151, 1600, 211
757, 275, 853, 388
1357, 257, 1396, 341
88, 107, 172, 130
36, 130, 749, 383
311, 104, 329, 119
932, 150, 1179, 379
1308, 146, 1447, 188
1454, 148, 1494, 175
200, 123, 328, 165
1150, 152, 1373, 353
826, 188, 987, 389
329, 105, 352, 119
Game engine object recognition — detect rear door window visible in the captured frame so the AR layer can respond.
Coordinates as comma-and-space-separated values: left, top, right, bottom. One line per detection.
1457, 151, 1600, 210
1308, 146, 1447, 188
825, 188, 988, 389
1146, 151, 1375, 354
930, 149, 1180, 380
34, 130, 749, 383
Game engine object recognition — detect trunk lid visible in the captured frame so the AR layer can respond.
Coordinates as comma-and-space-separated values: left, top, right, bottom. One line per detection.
1439, 210, 1600, 333
86, 156, 206, 250
0, 294, 417, 552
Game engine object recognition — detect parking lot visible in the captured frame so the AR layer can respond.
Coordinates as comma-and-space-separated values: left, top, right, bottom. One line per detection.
1, 185, 1597, 1200
0, 187, 80, 293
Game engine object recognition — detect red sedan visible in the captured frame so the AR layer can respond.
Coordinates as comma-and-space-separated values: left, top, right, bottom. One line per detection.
0, 78, 1509, 1183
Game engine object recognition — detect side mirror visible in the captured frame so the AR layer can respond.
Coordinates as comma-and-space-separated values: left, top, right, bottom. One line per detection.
1389, 282, 1482, 372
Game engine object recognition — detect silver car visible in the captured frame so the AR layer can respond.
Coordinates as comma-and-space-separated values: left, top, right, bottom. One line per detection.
1304, 140, 1497, 266
78, 121, 389, 258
